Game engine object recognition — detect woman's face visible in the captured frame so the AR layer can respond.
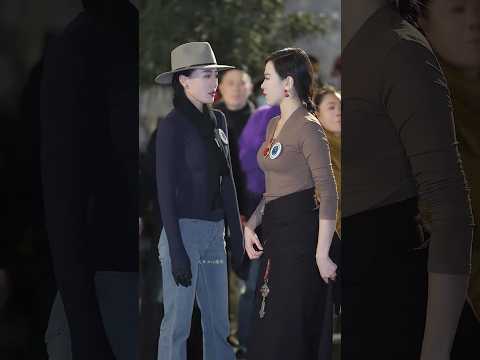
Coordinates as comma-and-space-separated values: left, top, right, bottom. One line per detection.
181, 69, 219, 105
419, 0, 480, 69
316, 93, 341, 135
261, 61, 287, 106
218, 69, 252, 110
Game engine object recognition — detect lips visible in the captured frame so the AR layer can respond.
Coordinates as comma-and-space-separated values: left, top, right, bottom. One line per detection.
209, 90, 217, 97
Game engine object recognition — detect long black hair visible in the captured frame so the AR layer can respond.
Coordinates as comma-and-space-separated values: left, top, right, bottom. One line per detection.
172, 70, 194, 105
391, 0, 430, 25
265, 48, 317, 114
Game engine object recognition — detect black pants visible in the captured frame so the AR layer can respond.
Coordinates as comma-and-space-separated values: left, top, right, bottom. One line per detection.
341, 198, 428, 360
248, 188, 329, 360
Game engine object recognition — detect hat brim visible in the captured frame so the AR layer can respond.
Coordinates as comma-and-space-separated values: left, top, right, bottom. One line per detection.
154, 64, 234, 85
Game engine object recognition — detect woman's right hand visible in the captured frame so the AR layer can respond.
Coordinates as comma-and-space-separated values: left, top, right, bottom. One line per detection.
244, 225, 263, 260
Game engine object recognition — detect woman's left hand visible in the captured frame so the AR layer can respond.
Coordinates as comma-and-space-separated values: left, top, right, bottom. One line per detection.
316, 254, 337, 284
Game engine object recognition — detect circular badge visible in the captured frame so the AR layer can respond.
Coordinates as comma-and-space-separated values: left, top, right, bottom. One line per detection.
269, 142, 282, 159
218, 129, 229, 145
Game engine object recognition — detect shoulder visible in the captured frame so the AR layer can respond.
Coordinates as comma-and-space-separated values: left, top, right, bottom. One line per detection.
297, 112, 327, 142
212, 108, 226, 123
267, 115, 280, 131
383, 23, 440, 81
157, 109, 185, 133
392, 19, 433, 53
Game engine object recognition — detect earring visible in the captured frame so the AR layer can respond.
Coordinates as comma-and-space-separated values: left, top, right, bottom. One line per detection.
284, 89, 289, 97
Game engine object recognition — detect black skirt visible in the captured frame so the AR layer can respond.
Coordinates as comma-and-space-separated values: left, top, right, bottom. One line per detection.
341, 197, 428, 360
248, 188, 329, 360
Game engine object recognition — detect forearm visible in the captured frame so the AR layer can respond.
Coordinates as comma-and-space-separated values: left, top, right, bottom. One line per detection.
316, 218, 337, 258
421, 273, 468, 360
246, 197, 266, 231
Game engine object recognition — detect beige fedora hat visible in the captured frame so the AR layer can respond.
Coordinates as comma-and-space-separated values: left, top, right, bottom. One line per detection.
154, 42, 234, 85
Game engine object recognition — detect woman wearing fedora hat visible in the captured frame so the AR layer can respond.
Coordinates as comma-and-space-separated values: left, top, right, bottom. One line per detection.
243, 48, 338, 359
154, 42, 244, 360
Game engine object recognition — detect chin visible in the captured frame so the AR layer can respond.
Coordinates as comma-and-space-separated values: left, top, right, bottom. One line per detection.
264, 97, 277, 106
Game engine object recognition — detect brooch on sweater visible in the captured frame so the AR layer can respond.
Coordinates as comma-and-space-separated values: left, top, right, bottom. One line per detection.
263, 139, 282, 160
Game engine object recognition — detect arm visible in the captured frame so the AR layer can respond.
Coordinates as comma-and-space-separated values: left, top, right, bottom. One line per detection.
383, 40, 474, 359
245, 197, 266, 231
155, 117, 192, 286
301, 121, 339, 281
215, 112, 245, 270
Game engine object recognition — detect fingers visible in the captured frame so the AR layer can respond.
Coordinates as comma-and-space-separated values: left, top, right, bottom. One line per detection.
245, 231, 263, 260
174, 272, 192, 287
253, 235, 263, 251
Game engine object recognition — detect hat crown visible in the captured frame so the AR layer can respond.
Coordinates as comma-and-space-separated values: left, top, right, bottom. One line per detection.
171, 42, 217, 71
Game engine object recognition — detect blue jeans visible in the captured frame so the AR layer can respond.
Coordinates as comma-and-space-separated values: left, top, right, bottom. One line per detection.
158, 218, 235, 360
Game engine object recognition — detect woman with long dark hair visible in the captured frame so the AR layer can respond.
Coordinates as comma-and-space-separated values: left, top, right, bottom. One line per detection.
243, 48, 338, 359
154, 42, 244, 360
342, 1, 474, 359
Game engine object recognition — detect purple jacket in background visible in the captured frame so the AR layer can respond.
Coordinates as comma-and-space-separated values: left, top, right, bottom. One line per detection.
238, 105, 280, 196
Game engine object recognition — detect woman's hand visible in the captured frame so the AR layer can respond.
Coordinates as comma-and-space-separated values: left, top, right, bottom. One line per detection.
244, 225, 263, 260
316, 254, 337, 283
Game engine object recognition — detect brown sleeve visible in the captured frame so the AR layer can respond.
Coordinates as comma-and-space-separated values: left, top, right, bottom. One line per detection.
382, 39, 474, 274
300, 120, 338, 220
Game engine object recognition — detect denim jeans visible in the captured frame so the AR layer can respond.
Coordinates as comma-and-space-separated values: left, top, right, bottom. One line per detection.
158, 218, 235, 360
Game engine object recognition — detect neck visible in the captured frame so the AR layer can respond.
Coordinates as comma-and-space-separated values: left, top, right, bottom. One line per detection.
342, 0, 385, 51
279, 96, 302, 122
225, 101, 247, 111
185, 91, 204, 112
